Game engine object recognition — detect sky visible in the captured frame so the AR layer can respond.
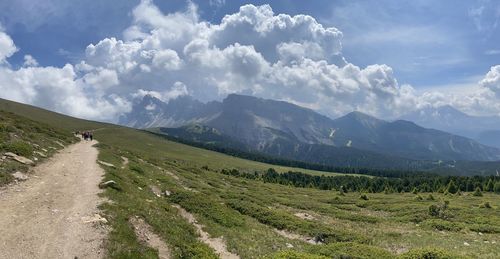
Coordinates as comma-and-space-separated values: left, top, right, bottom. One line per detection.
0, 0, 500, 122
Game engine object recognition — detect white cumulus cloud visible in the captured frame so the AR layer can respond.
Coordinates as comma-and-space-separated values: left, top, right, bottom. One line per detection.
0, 2, 500, 122
0, 29, 17, 63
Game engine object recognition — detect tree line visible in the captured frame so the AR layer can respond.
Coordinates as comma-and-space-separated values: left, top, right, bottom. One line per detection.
151, 131, 437, 178
220, 168, 500, 194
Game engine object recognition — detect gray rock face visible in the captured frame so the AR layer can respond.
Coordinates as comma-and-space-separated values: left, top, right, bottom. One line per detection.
118, 95, 220, 128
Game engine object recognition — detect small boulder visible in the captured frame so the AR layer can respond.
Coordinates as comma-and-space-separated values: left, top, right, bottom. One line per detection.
34, 151, 47, 158
164, 190, 171, 196
5, 152, 34, 165
82, 214, 108, 224
98, 160, 116, 168
99, 180, 117, 189
12, 171, 29, 181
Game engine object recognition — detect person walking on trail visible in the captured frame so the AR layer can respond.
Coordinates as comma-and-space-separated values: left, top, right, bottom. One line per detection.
89, 132, 93, 141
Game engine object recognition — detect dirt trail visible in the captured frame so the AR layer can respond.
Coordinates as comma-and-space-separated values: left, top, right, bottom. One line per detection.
120, 156, 129, 169
130, 216, 171, 259
0, 140, 107, 259
172, 205, 239, 259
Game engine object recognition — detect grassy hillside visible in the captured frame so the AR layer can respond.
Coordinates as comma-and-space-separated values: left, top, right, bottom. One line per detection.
0, 109, 77, 185
1, 98, 499, 258
0, 98, 112, 131
0, 98, 352, 177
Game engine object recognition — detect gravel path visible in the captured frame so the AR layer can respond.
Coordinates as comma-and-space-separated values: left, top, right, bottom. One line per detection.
0, 140, 107, 259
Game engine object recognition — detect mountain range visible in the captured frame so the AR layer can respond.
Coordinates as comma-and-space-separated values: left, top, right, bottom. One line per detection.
119, 94, 500, 171
400, 105, 500, 148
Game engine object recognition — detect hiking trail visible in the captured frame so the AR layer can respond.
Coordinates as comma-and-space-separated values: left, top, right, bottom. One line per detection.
0, 140, 107, 259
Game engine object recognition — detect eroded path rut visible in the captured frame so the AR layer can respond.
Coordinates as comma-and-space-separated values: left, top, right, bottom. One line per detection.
0, 140, 107, 259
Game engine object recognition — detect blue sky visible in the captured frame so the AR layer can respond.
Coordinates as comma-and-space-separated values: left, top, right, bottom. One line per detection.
0, 0, 500, 121
2, 0, 499, 89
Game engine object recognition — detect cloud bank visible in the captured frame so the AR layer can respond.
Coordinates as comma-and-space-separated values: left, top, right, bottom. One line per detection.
0, 0, 499, 121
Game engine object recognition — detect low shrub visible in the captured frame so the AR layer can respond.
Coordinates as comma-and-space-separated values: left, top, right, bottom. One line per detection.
400, 247, 457, 259
423, 219, 463, 232
227, 199, 366, 243
479, 201, 492, 209
469, 223, 500, 234
170, 192, 244, 228
267, 251, 328, 259
359, 194, 369, 200
129, 164, 145, 174
472, 187, 483, 197
1, 141, 33, 157
308, 242, 394, 259
428, 200, 451, 219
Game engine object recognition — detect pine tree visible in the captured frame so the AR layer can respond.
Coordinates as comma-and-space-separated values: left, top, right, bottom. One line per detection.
485, 179, 494, 192
473, 187, 483, 197
446, 180, 458, 194
494, 182, 500, 194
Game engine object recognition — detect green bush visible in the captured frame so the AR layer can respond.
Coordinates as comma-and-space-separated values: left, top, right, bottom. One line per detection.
267, 251, 328, 259
227, 199, 365, 243
170, 192, 244, 228
129, 164, 145, 174
309, 242, 394, 259
359, 194, 369, 200
400, 247, 457, 259
472, 187, 482, 197
426, 194, 435, 201
423, 219, 463, 232
428, 201, 450, 219
415, 195, 423, 201
479, 201, 492, 209
0, 172, 14, 186
0, 124, 16, 132
469, 223, 500, 234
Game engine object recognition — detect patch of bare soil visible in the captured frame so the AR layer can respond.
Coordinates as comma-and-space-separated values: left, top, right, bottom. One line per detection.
172, 205, 239, 259
130, 216, 171, 259
273, 229, 323, 245
120, 156, 129, 169
0, 140, 108, 259
294, 212, 316, 220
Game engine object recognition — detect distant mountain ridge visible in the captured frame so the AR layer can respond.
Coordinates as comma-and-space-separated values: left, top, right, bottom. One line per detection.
119, 95, 221, 128
120, 94, 500, 163
400, 105, 500, 148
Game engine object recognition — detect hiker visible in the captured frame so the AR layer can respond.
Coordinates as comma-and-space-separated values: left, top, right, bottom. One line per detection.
89, 132, 93, 141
